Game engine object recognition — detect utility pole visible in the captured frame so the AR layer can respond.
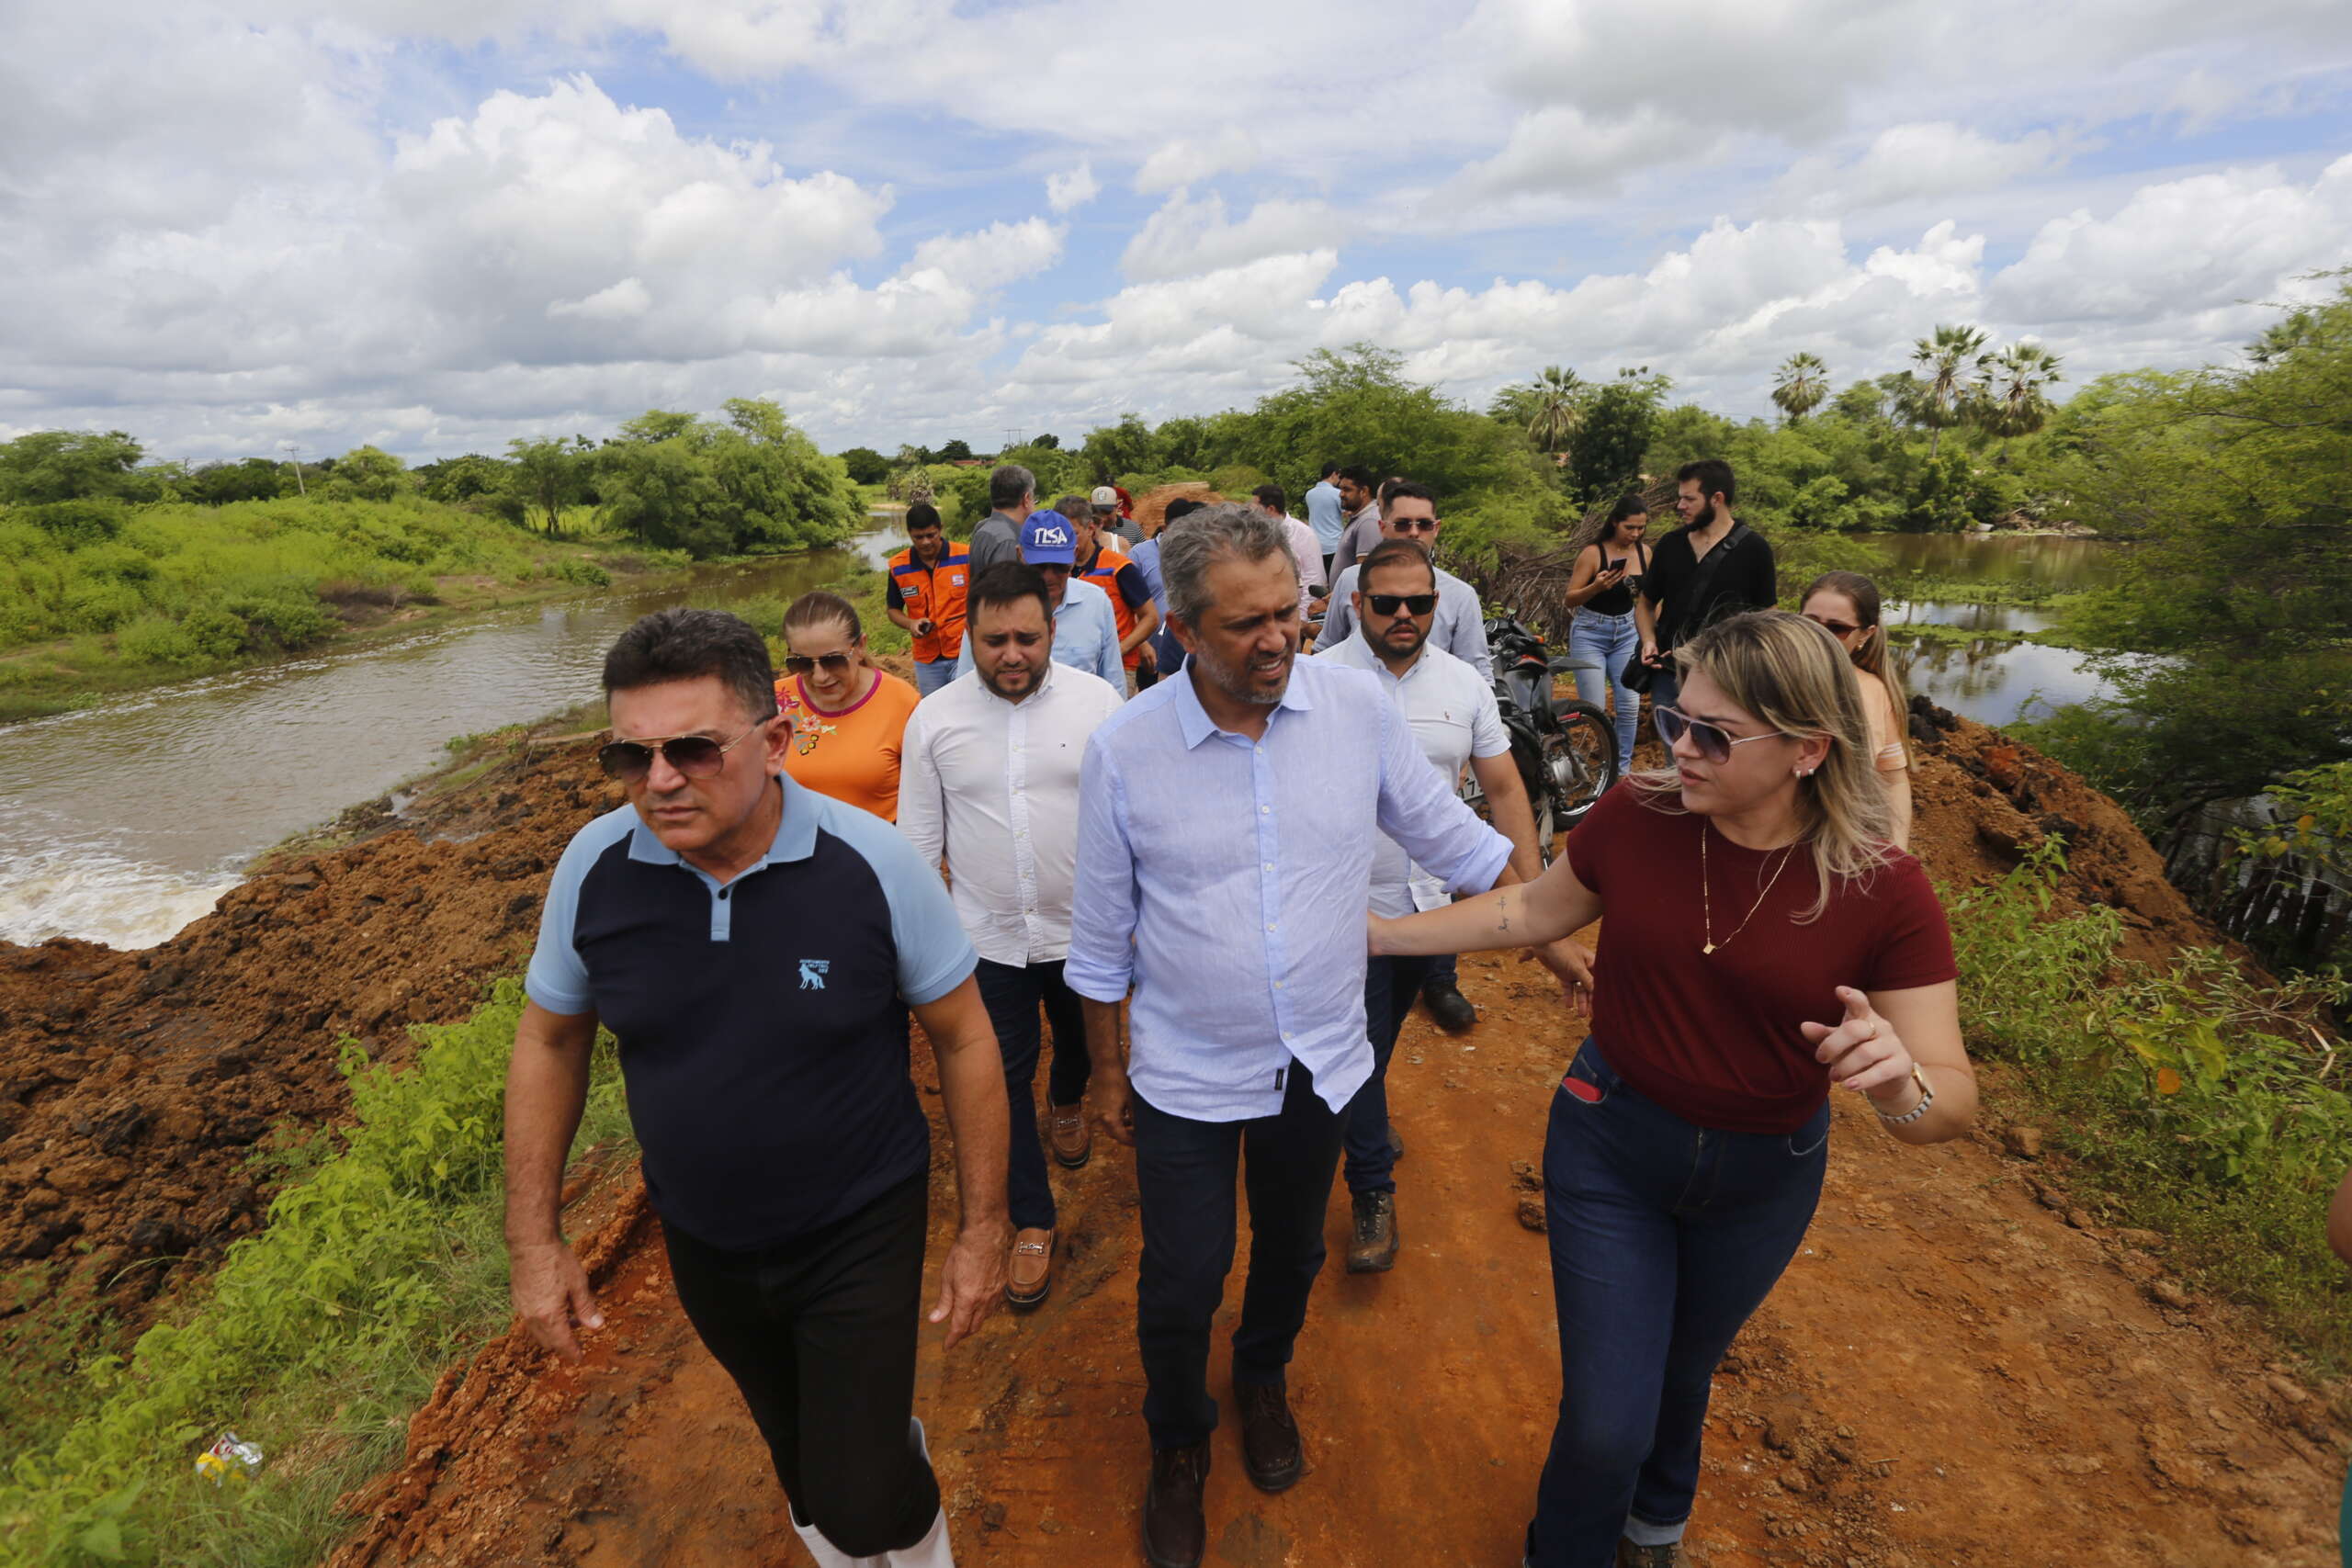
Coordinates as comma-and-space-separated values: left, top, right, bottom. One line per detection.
1001, 426, 1023, 453
280, 443, 306, 497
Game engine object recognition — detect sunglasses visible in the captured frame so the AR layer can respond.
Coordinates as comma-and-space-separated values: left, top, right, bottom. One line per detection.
1805, 614, 1862, 638
784, 651, 856, 675
1386, 519, 1440, 534
598, 718, 771, 784
1654, 705, 1788, 765
1366, 592, 1439, 616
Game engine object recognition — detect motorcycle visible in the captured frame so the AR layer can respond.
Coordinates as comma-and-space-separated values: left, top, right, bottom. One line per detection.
1464, 614, 1621, 863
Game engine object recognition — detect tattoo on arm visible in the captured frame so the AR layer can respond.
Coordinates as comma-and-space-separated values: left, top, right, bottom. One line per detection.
1498, 888, 1513, 935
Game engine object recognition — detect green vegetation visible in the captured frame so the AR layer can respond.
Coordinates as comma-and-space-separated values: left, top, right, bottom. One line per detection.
0, 980, 634, 1568
1949, 843, 2352, 1367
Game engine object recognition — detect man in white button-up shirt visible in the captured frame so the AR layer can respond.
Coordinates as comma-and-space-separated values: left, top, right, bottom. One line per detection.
1317, 537, 1544, 1274
1065, 502, 1533, 1567
900, 563, 1125, 1314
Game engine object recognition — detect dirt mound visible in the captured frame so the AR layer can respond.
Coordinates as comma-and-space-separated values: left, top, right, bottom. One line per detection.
1904, 698, 2245, 968
0, 736, 625, 1326
1129, 483, 1223, 535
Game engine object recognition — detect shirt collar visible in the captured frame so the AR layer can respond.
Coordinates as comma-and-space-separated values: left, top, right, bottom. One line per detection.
626, 773, 820, 869
1171, 654, 1316, 749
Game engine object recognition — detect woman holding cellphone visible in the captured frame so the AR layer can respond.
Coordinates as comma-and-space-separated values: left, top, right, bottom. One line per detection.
1369, 609, 1975, 1568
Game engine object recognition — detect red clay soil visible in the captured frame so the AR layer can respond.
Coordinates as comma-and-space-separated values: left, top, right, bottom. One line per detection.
320, 716, 2343, 1568
1130, 482, 1223, 535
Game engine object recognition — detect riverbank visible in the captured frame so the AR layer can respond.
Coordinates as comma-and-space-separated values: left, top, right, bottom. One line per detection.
4, 705, 2345, 1566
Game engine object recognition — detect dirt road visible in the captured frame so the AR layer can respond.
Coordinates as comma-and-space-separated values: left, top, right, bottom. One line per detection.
323, 729, 2345, 1568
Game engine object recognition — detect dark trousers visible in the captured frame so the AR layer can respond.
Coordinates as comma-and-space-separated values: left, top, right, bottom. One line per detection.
1526, 1042, 1826, 1566
1131, 1062, 1347, 1450
1344, 953, 1437, 1194
973, 956, 1089, 1233
1134, 659, 1159, 692
1423, 951, 1458, 991
661, 1171, 938, 1556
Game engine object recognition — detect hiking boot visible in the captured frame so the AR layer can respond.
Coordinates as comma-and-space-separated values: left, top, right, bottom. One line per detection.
1346, 1190, 1398, 1273
1048, 1104, 1091, 1168
1614, 1540, 1690, 1568
1422, 976, 1477, 1033
1142, 1442, 1210, 1568
1234, 1381, 1303, 1492
1005, 1228, 1054, 1312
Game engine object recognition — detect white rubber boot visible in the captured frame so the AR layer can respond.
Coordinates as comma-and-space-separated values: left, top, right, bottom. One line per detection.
888, 1419, 956, 1568
791, 1517, 882, 1568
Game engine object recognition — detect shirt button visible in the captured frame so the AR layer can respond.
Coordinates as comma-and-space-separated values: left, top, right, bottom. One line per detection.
1266, 922, 1276, 931
1260, 806, 1270, 815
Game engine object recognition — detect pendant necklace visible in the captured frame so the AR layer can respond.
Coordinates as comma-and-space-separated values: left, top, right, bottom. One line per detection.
1700, 819, 1798, 955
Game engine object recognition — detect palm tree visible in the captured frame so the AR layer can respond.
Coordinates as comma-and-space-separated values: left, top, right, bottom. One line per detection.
1974, 342, 2065, 441
1770, 353, 1830, 423
1909, 323, 1991, 457
1524, 365, 1585, 456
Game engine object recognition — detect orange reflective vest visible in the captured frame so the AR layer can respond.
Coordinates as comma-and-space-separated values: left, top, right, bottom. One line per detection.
888, 545, 968, 663
1079, 544, 1145, 670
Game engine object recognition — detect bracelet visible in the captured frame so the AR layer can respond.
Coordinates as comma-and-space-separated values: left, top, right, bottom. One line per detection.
1875, 1063, 1935, 1126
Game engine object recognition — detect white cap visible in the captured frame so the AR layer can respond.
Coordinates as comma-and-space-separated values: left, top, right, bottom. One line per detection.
1091, 485, 1120, 506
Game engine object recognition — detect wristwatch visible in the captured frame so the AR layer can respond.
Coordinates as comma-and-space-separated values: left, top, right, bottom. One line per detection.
1875, 1063, 1935, 1126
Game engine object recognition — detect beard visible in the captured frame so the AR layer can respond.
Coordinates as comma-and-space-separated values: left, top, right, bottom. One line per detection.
1193, 636, 1293, 706
978, 657, 1043, 701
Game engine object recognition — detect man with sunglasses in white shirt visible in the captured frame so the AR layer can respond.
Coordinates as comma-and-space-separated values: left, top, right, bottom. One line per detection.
1317, 538, 1544, 1270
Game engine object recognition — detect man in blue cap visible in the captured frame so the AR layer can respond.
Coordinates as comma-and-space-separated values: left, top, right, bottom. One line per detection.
956, 509, 1128, 694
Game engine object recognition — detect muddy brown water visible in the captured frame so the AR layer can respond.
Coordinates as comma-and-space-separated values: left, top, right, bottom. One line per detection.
0, 524, 902, 949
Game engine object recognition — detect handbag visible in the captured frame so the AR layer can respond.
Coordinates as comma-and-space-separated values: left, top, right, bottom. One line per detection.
1634, 525, 1751, 693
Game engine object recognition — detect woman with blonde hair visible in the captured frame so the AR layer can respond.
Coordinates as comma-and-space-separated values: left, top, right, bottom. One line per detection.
1802, 570, 1913, 848
1371, 609, 1973, 1568
774, 591, 922, 822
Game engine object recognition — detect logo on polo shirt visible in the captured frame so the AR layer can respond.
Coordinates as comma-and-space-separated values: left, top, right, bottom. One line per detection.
798, 959, 831, 990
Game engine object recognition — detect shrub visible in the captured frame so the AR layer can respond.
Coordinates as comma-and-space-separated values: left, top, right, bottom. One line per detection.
112, 615, 198, 666
227, 595, 334, 653
62, 580, 146, 633
177, 607, 250, 661
551, 557, 610, 587
24, 500, 129, 547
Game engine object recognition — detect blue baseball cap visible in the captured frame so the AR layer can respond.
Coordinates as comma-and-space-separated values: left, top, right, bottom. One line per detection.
1021, 510, 1078, 565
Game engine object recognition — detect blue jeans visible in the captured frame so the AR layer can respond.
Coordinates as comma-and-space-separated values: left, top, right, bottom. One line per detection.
1526, 1041, 1827, 1567
1131, 1063, 1346, 1450
1569, 609, 1641, 770
971, 959, 1090, 1233
1344, 953, 1437, 1194
1646, 666, 1679, 744
912, 658, 956, 697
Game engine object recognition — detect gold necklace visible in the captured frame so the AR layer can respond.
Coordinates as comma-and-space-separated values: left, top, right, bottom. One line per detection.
1700, 820, 1798, 955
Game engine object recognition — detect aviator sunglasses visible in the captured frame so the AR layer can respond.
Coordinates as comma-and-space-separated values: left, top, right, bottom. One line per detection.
598, 717, 772, 783
783, 651, 857, 676
1804, 613, 1862, 638
1366, 592, 1439, 616
1653, 705, 1789, 765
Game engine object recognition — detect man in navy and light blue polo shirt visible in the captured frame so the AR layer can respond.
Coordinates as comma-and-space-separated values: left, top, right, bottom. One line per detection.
504, 607, 1010, 1568
1064, 502, 1532, 1568
952, 510, 1126, 693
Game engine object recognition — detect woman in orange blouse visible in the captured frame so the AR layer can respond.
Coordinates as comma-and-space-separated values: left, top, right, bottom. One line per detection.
773, 592, 922, 822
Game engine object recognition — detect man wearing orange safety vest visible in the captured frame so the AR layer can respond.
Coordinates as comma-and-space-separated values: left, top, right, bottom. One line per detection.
1057, 495, 1161, 693
886, 503, 969, 698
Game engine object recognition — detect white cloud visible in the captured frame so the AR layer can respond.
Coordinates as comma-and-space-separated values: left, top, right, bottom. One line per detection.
1772, 123, 2075, 214
904, 219, 1066, 294
1046, 160, 1101, 213
1135, 130, 1262, 195
1122, 192, 1340, 282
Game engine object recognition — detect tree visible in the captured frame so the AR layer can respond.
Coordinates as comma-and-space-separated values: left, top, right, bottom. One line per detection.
1080, 414, 1159, 482
329, 445, 409, 502
837, 446, 892, 485
1029, 433, 1060, 450
505, 437, 589, 535
1973, 343, 2065, 441
1564, 368, 1671, 503
1770, 353, 1830, 423
415, 453, 509, 503
1909, 323, 1991, 457
0, 429, 144, 503
183, 457, 293, 505
934, 438, 974, 463
597, 400, 860, 558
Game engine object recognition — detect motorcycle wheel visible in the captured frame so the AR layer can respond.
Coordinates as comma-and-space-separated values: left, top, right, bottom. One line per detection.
1547, 700, 1619, 829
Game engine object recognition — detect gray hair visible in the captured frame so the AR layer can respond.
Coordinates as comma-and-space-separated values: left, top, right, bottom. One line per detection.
1160, 501, 1298, 627
989, 463, 1035, 510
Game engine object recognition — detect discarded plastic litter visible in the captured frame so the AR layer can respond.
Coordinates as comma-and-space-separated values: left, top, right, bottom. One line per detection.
195, 1432, 263, 1485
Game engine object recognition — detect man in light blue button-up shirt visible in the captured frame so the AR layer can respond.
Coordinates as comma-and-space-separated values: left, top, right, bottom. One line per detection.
1063, 502, 1513, 1549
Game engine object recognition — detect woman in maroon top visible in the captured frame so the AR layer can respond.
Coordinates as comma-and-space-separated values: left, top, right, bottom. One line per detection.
1372, 609, 1974, 1568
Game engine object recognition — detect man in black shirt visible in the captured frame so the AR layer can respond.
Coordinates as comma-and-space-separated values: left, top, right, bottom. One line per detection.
1633, 458, 1776, 715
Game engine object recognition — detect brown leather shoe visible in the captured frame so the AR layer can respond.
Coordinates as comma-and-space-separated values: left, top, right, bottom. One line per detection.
1234, 1380, 1303, 1492
1142, 1442, 1209, 1568
1613, 1540, 1689, 1568
1048, 1104, 1091, 1168
1345, 1190, 1398, 1273
1005, 1228, 1054, 1312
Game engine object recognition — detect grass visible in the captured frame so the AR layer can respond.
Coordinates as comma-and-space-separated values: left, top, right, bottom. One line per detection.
0, 498, 693, 723
0, 980, 636, 1568
1949, 841, 2352, 1372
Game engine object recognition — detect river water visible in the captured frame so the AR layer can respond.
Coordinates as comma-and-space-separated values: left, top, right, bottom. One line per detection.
0, 525, 901, 950
0, 525, 2129, 951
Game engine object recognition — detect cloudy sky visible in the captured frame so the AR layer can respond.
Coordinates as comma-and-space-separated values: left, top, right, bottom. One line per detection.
5, 1, 2350, 465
